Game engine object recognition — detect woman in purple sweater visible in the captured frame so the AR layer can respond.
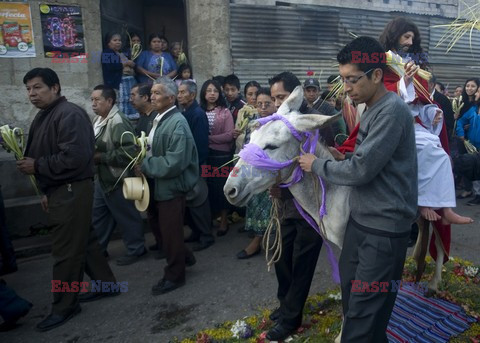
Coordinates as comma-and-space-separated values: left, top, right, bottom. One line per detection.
200, 80, 234, 236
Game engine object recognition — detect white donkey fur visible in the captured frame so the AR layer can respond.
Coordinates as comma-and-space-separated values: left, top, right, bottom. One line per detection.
224, 86, 350, 249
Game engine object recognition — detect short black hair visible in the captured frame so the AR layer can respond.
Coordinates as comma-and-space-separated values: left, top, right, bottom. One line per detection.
436, 82, 445, 92
132, 83, 152, 101
23, 68, 61, 95
244, 80, 261, 96
223, 74, 240, 90
268, 71, 301, 93
321, 90, 332, 100
327, 74, 339, 84
256, 87, 271, 97
337, 36, 386, 77
212, 75, 225, 87
93, 84, 116, 105
148, 33, 169, 46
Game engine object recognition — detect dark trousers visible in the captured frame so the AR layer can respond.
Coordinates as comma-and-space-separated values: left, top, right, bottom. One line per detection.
155, 196, 194, 283
274, 218, 323, 330
339, 218, 409, 343
146, 178, 162, 249
0, 186, 16, 273
0, 281, 31, 322
185, 201, 214, 245
49, 179, 115, 316
92, 180, 145, 256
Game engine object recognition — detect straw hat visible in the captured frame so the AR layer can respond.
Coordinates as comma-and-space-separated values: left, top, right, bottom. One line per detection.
123, 175, 150, 212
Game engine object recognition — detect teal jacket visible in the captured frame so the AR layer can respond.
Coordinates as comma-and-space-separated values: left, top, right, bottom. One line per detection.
141, 108, 199, 201
93, 105, 137, 193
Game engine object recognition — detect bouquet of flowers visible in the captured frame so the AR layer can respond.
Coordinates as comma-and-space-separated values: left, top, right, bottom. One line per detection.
0, 125, 39, 194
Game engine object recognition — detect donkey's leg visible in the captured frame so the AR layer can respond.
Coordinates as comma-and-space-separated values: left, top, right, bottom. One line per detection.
427, 233, 444, 295
413, 219, 429, 282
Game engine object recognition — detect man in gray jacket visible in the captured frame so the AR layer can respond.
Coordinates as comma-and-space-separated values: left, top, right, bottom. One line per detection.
299, 37, 417, 342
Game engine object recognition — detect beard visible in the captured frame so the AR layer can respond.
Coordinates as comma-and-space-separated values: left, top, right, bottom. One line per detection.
395, 43, 411, 53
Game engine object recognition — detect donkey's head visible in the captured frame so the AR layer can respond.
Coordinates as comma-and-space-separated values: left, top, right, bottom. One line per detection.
224, 86, 340, 206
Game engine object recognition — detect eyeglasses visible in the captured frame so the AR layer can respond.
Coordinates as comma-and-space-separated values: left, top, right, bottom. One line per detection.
341, 68, 374, 85
256, 101, 272, 109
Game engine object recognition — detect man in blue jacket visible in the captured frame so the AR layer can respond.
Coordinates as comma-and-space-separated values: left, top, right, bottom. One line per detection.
178, 80, 214, 251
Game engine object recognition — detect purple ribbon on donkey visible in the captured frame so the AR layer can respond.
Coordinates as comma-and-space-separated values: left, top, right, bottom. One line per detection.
238, 113, 340, 284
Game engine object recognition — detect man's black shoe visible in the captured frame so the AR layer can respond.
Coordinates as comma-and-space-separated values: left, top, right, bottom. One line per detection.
78, 291, 120, 303
154, 250, 166, 260
184, 234, 199, 243
0, 301, 32, 332
186, 255, 197, 267
266, 323, 296, 341
192, 241, 214, 252
0, 264, 18, 276
269, 308, 280, 322
467, 195, 480, 206
151, 279, 185, 295
149, 243, 159, 251
36, 306, 81, 332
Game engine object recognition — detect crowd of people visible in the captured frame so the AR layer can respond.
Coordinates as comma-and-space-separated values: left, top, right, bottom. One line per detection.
0, 16, 479, 342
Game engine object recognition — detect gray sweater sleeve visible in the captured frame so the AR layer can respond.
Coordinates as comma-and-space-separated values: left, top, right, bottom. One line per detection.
311, 102, 405, 186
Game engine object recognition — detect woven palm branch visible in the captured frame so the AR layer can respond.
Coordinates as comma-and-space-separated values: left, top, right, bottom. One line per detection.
433, 0, 480, 52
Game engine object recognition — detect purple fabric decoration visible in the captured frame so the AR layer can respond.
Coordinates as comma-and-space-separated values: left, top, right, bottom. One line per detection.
238, 143, 294, 171
238, 113, 338, 284
256, 113, 303, 141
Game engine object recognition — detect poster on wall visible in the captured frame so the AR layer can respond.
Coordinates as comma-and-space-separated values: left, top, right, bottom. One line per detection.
0, 2, 36, 58
39, 4, 85, 58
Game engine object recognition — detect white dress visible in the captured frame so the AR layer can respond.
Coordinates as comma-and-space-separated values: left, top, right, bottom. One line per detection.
415, 104, 456, 207
415, 124, 456, 207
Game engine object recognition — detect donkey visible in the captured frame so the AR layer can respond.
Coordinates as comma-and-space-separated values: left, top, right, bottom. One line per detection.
224, 86, 351, 250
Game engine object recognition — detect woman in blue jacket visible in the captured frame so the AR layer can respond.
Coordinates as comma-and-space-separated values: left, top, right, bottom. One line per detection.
101, 32, 138, 119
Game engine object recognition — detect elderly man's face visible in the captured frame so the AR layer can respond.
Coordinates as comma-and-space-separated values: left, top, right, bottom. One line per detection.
130, 87, 146, 111
91, 90, 113, 117
151, 84, 174, 113
177, 84, 195, 107
25, 76, 59, 109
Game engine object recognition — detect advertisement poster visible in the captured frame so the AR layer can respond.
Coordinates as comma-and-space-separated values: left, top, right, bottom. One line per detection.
40, 4, 85, 58
0, 2, 36, 58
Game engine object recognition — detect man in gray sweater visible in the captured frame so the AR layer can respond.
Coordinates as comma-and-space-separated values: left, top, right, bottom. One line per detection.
299, 36, 417, 342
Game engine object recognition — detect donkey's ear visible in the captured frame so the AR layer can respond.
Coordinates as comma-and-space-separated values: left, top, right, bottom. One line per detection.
277, 86, 304, 115
291, 113, 342, 132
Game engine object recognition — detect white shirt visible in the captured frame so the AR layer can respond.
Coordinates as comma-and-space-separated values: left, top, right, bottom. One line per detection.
146, 106, 176, 157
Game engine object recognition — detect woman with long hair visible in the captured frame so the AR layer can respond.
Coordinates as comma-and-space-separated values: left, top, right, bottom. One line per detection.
200, 80, 234, 236
455, 78, 479, 198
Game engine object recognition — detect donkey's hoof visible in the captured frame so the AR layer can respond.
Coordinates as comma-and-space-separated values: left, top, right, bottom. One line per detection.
425, 288, 437, 297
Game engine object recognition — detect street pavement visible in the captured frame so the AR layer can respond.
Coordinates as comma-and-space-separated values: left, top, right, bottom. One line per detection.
2, 199, 479, 343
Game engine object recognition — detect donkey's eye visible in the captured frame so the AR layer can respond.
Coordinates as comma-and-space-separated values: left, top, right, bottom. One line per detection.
265, 144, 279, 150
